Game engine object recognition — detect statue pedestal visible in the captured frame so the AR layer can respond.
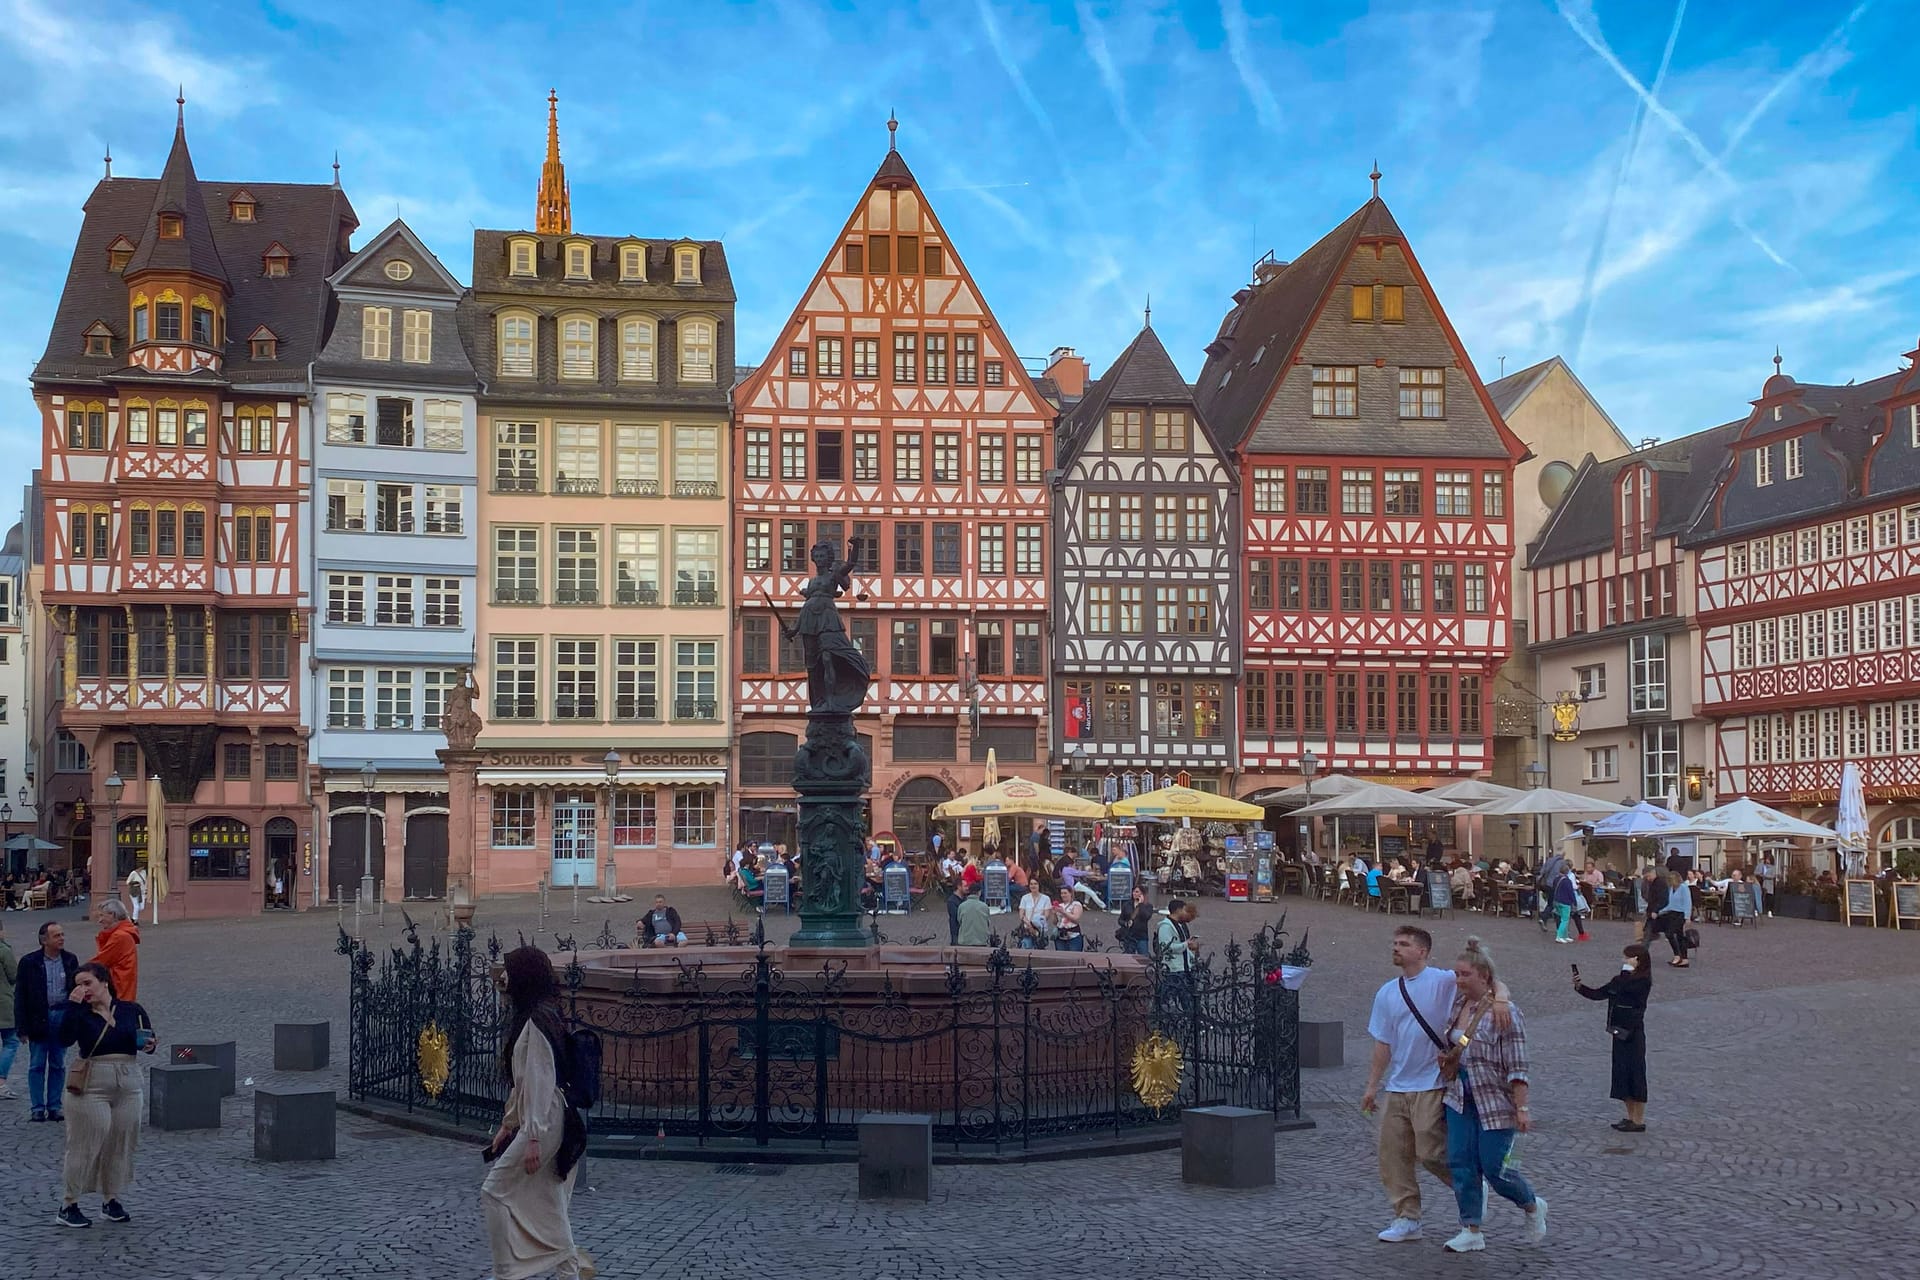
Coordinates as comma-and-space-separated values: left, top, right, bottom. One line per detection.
790, 710, 871, 948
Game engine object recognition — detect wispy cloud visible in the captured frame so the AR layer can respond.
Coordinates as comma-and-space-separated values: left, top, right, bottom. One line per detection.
975, 0, 1062, 149
1074, 2, 1148, 149
1721, 0, 1875, 158
0, 0, 267, 124
1218, 0, 1282, 135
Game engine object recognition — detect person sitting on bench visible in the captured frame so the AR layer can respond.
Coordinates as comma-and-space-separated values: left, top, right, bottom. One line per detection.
640, 895, 688, 947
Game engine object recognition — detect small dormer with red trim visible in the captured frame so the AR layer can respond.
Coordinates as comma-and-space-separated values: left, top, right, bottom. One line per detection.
123, 96, 232, 377
227, 189, 257, 223
261, 242, 291, 278
1714, 353, 1854, 533
1615, 460, 1655, 557
247, 325, 279, 361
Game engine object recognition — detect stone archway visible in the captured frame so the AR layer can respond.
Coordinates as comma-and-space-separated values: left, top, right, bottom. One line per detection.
890, 777, 954, 856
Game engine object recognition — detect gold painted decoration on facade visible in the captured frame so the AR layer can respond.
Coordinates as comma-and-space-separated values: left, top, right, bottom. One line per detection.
1130, 1032, 1183, 1111
1550, 692, 1582, 742
418, 1022, 451, 1098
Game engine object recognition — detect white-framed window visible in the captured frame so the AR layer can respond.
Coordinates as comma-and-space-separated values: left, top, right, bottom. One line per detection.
424, 578, 462, 627
423, 667, 461, 729
1904, 505, 1920, 544
1397, 367, 1445, 418
1773, 532, 1793, 568
673, 639, 719, 721
492, 638, 537, 720
1870, 703, 1894, 757
615, 424, 661, 495
1820, 708, 1842, 760
493, 527, 538, 603
1794, 709, 1817, 761
1784, 436, 1803, 479
1015, 523, 1043, 575
680, 318, 715, 383
1756, 618, 1778, 666
1822, 522, 1844, 559
1640, 722, 1680, 802
978, 524, 1006, 575
1252, 467, 1286, 513
1752, 537, 1771, 574
374, 575, 414, 625
1910, 404, 1920, 447
401, 309, 432, 363
494, 421, 538, 492
508, 238, 537, 277
1463, 563, 1488, 614
1733, 622, 1754, 669
673, 529, 720, 605
326, 393, 368, 444
1804, 609, 1827, 659
423, 398, 463, 451
564, 241, 591, 280
1584, 745, 1618, 783
361, 307, 391, 360
555, 528, 601, 604
1874, 509, 1899, 549
375, 669, 414, 729
1828, 606, 1852, 657
325, 479, 366, 532
560, 316, 597, 379
1901, 701, 1920, 755
673, 790, 716, 846
1435, 472, 1473, 517
619, 317, 657, 381
327, 668, 366, 729
1882, 598, 1906, 650
424, 484, 463, 535
613, 789, 656, 845
1628, 633, 1667, 714
1751, 715, 1773, 765
554, 638, 600, 719
1780, 614, 1801, 663
1798, 527, 1819, 565
498, 313, 534, 377
673, 424, 721, 495
1854, 601, 1878, 654
1754, 445, 1773, 486
1729, 543, 1749, 578
325, 572, 365, 624
620, 243, 646, 281
1849, 516, 1870, 554
491, 789, 535, 846
780, 429, 807, 481
674, 245, 701, 284
554, 423, 602, 494
613, 638, 660, 720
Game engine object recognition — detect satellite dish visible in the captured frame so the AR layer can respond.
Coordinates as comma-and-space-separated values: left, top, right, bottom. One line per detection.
1538, 460, 1576, 506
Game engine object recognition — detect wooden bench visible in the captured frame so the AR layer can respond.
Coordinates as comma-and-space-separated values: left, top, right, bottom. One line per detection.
638, 918, 754, 948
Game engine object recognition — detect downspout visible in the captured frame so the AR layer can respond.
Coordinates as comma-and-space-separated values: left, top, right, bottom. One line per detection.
307, 360, 323, 908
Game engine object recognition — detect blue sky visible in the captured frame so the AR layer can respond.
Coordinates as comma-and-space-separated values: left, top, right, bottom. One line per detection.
1, 0, 1913, 517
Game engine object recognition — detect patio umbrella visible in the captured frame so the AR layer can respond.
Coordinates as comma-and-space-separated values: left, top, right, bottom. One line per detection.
981, 748, 1000, 854
1663, 797, 1839, 842
930, 776, 1108, 821
1586, 801, 1686, 838
1245, 774, 1375, 807
1109, 785, 1263, 821
1291, 784, 1462, 863
146, 774, 168, 923
1836, 763, 1870, 877
3, 834, 62, 851
1423, 780, 1525, 860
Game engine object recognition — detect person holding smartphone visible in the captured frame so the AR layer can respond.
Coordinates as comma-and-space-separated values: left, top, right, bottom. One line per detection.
55, 962, 154, 1228
1574, 946, 1653, 1131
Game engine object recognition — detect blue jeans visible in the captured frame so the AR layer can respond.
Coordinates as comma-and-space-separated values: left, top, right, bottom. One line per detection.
29, 1010, 67, 1112
1054, 934, 1085, 952
1445, 1097, 1537, 1227
0, 1027, 17, 1082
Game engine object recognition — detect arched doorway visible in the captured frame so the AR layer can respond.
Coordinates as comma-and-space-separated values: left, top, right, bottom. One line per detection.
404, 806, 450, 899
264, 817, 298, 910
891, 777, 953, 856
1877, 815, 1920, 874
330, 806, 384, 902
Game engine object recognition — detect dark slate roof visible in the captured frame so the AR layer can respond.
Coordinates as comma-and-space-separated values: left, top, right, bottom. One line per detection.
315, 219, 477, 389
123, 117, 228, 285
1193, 201, 1377, 448
1059, 325, 1201, 469
1486, 357, 1557, 418
33, 155, 358, 387
1529, 420, 1743, 567
873, 148, 914, 186
470, 231, 734, 304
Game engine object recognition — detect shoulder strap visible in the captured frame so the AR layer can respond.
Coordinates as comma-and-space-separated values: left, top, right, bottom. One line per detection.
1398, 977, 1448, 1051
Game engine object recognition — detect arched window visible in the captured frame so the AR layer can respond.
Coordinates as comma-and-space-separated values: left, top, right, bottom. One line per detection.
560, 314, 597, 379
679, 317, 715, 384
564, 240, 593, 280
188, 817, 251, 881
891, 777, 954, 856
674, 244, 701, 284
619, 242, 646, 281
1617, 464, 1654, 555
619, 316, 657, 382
1878, 815, 1920, 874
498, 313, 535, 378
508, 237, 538, 277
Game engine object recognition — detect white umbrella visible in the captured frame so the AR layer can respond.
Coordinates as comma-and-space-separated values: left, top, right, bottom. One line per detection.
1836, 763, 1870, 878
1250, 774, 1376, 806
1423, 780, 1524, 860
1465, 789, 1628, 817
1292, 784, 1462, 864
1587, 801, 1688, 839
1663, 797, 1839, 842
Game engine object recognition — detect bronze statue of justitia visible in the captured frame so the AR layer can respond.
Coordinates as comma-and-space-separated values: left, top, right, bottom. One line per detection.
776, 539, 872, 715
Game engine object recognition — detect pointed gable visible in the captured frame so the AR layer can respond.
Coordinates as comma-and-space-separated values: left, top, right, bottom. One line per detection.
1061, 325, 1222, 470
328, 218, 466, 297
124, 107, 229, 287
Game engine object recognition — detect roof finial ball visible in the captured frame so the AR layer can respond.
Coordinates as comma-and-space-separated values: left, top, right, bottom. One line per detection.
888, 110, 899, 152
1370, 160, 1382, 199
1774, 346, 1783, 376
176, 85, 185, 127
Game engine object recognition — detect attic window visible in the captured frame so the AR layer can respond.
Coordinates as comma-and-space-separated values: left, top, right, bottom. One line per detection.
230, 195, 256, 222
565, 241, 591, 280
620, 244, 645, 281
263, 243, 291, 278
107, 238, 135, 271
251, 333, 278, 360
84, 324, 113, 358
674, 246, 700, 284
384, 259, 413, 282
509, 239, 537, 277
158, 213, 183, 239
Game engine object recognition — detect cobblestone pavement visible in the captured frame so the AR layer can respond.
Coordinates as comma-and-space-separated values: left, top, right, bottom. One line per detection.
3, 888, 1916, 1279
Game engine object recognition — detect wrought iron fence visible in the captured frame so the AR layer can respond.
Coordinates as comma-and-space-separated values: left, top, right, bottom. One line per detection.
341, 915, 1305, 1154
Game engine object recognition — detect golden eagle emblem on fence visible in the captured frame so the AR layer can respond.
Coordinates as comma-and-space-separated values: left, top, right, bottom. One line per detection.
1130, 1032, 1183, 1111
418, 1022, 451, 1099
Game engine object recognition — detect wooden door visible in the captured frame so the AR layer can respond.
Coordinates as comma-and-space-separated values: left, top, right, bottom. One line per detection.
404, 812, 449, 900
330, 811, 384, 902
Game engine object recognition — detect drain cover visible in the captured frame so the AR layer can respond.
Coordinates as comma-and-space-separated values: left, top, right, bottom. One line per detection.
715, 1165, 786, 1177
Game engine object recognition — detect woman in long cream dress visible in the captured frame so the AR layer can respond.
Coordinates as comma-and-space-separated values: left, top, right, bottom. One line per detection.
483, 946, 593, 1280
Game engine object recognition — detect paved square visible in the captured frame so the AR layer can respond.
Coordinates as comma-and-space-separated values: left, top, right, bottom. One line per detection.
3, 889, 1915, 1279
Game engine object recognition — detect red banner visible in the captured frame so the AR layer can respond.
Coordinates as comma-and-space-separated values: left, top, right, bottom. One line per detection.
1064, 689, 1088, 740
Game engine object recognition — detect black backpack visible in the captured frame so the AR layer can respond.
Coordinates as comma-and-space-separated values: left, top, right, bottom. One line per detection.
546, 1025, 603, 1111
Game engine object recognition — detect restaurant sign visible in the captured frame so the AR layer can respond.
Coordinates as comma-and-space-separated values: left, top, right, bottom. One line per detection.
481, 749, 727, 770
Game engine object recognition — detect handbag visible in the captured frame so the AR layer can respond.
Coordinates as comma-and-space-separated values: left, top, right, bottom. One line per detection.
1684, 927, 1702, 949
65, 1013, 114, 1096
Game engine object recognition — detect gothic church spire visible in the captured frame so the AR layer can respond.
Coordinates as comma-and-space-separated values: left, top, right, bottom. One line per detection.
535, 89, 572, 235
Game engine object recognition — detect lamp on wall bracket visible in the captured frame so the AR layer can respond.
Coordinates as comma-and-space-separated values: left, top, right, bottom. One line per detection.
1684, 764, 1705, 802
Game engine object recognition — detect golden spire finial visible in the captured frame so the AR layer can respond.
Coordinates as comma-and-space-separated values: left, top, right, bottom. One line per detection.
536, 88, 572, 235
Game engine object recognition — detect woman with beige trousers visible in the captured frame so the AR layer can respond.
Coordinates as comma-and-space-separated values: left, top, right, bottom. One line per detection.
57, 961, 156, 1228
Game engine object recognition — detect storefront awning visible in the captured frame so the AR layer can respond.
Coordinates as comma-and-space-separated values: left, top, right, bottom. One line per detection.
478, 768, 727, 788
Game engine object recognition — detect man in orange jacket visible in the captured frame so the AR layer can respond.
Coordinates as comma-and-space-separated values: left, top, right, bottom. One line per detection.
90, 899, 141, 1003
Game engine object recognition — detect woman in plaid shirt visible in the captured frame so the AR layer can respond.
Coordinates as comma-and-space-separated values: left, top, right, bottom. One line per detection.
1439, 937, 1547, 1253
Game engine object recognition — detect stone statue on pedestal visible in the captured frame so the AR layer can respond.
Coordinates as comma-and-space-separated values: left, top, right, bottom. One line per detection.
442, 667, 482, 751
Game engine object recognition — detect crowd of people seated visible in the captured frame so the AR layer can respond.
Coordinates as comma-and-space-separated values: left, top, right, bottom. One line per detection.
3, 867, 88, 911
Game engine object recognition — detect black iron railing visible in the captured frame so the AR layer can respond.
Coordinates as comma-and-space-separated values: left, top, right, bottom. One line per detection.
342, 917, 1304, 1154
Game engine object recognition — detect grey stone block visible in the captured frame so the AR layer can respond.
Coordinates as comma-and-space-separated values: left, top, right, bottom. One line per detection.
255, 1086, 336, 1162
149, 1063, 222, 1131
273, 1020, 330, 1071
1181, 1105, 1275, 1188
171, 1040, 238, 1096
857, 1112, 932, 1201
1299, 1019, 1345, 1069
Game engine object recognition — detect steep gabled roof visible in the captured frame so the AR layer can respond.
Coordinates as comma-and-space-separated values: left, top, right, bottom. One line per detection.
1059, 324, 1213, 470
1529, 420, 1743, 568
1486, 357, 1558, 418
124, 108, 228, 285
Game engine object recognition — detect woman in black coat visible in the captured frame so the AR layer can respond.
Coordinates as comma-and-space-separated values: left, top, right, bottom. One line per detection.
1575, 943, 1653, 1131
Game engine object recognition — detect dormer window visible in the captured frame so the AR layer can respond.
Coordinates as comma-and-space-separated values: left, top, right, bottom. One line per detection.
83, 323, 113, 358
262, 243, 291, 278
191, 303, 215, 346
249, 326, 279, 361
674, 245, 701, 284
107, 237, 136, 272
1785, 436, 1804, 480
1617, 464, 1655, 555
230, 192, 256, 222
158, 213, 183, 240
620, 243, 646, 280
565, 241, 592, 280
509, 238, 537, 277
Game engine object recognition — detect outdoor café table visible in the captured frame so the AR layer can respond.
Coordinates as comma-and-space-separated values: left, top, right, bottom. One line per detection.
1386, 882, 1425, 914
1280, 864, 1307, 896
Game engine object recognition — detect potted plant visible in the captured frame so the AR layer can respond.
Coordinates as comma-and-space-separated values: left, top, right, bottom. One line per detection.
1810, 879, 1842, 923
1776, 870, 1816, 920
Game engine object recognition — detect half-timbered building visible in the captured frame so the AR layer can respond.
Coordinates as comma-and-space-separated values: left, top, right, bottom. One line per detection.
1053, 324, 1239, 798
1194, 186, 1525, 830
1688, 348, 1920, 870
731, 125, 1055, 853
32, 102, 357, 915
1528, 425, 1736, 835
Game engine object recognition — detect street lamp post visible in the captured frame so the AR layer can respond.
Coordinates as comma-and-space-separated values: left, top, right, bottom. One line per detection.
1, 802, 12, 877
1524, 760, 1547, 861
1298, 750, 1320, 859
360, 761, 378, 906
602, 749, 621, 898
104, 771, 125, 900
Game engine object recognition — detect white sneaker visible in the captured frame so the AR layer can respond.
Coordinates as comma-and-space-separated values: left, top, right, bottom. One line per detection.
1528, 1195, 1549, 1242
1443, 1228, 1485, 1252
1377, 1217, 1423, 1243
1554, 936, 1571, 944
0, 1086, 16, 1099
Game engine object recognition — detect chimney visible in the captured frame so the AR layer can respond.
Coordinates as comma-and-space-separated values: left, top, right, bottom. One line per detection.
1044, 346, 1089, 399
1639, 436, 1660, 451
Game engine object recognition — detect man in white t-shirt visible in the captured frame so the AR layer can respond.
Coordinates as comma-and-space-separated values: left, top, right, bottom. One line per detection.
1361, 924, 1506, 1244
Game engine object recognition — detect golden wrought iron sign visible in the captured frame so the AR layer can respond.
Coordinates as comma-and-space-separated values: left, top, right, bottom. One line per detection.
1130, 1032, 1183, 1111
1550, 692, 1582, 742
418, 1022, 451, 1099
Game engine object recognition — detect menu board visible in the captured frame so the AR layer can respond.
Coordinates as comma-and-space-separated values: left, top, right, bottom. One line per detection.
1893, 882, 1920, 928
1378, 835, 1409, 862
1843, 879, 1877, 928
1729, 884, 1757, 919
1425, 871, 1453, 912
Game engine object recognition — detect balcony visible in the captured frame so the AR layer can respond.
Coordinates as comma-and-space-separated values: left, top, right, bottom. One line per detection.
674, 480, 721, 499
493, 475, 539, 494
494, 586, 540, 605
554, 696, 599, 720
326, 607, 366, 625
616, 584, 661, 606
674, 585, 719, 607
613, 478, 660, 497
423, 609, 461, 628
327, 713, 365, 730
674, 697, 718, 721
615, 699, 660, 721
554, 476, 602, 496
492, 697, 537, 720
326, 516, 366, 532
555, 586, 601, 605
374, 609, 415, 626
374, 517, 416, 534
424, 516, 463, 535
374, 713, 414, 730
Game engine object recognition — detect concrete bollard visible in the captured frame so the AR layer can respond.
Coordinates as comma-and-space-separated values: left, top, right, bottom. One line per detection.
1181, 1106, 1275, 1188
255, 1086, 336, 1161
857, 1113, 932, 1201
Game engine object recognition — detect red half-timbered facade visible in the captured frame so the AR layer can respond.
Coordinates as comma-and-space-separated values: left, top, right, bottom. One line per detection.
731, 131, 1054, 852
1689, 349, 1920, 867
1195, 192, 1525, 805
32, 104, 357, 915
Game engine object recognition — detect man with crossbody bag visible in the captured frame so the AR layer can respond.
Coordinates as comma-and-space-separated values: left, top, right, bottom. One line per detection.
1362, 925, 1509, 1244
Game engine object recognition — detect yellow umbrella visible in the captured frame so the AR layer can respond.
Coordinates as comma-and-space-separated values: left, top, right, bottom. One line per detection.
1109, 785, 1263, 821
932, 777, 1109, 821
146, 774, 168, 921
982, 747, 1000, 853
